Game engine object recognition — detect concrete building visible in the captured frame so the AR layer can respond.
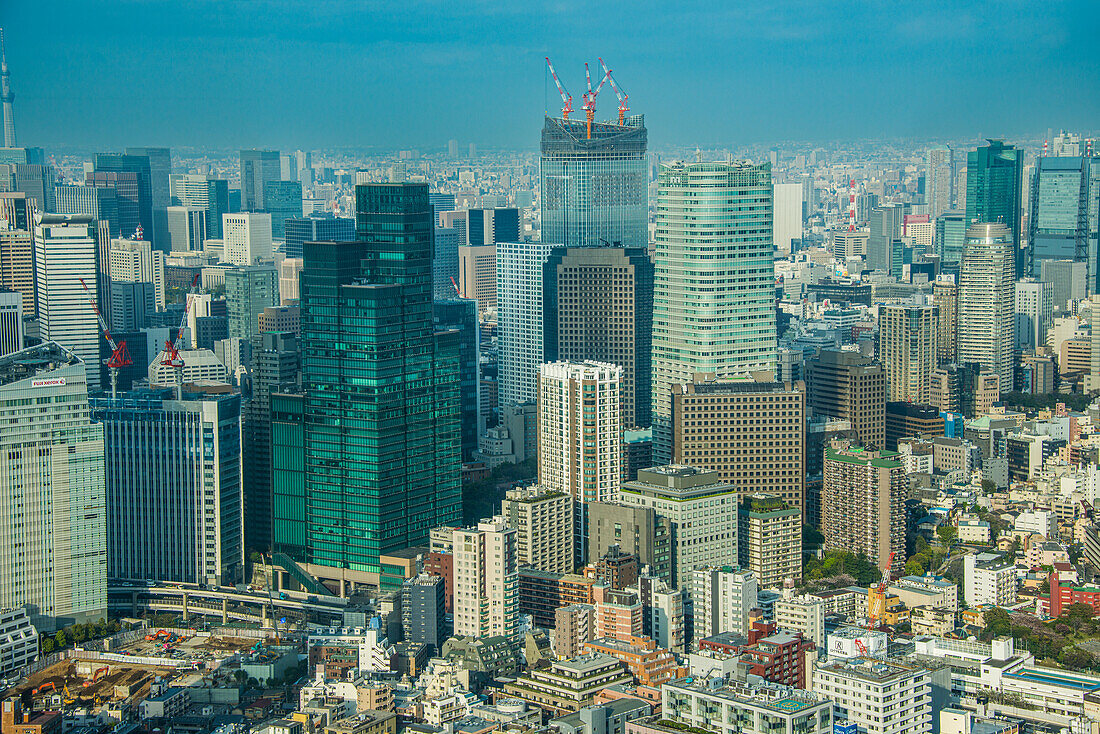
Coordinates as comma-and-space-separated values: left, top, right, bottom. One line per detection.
500, 485, 575, 574
501, 653, 633, 717
33, 214, 102, 392
822, 441, 906, 570
0, 343, 106, 632
148, 347, 229, 386
1015, 279, 1053, 351
586, 503, 671, 583
226, 265, 279, 342
885, 402, 945, 451
0, 290, 22, 356
452, 517, 520, 643
671, 375, 806, 514
651, 161, 777, 462
0, 194, 34, 314
401, 575, 447, 655
553, 698, 652, 734
620, 467, 740, 588
543, 245, 654, 428
240, 149, 281, 212
497, 241, 553, 404
806, 350, 886, 450
959, 223, 1015, 391
166, 205, 207, 252
963, 552, 1017, 607
739, 494, 802, 588
811, 658, 931, 734
773, 592, 827, 646
223, 212, 273, 265
636, 573, 686, 653
657, 677, 832, 734
928, 363, 1000, 418
933, 276, 958, 366
458, 244, 496, 319
773, 182, 803, 253
108, 236, 166, 310
879, 304, 938, 403
0, 607, 38, 677
91, 387, 244, 586
691, 566, 758, 640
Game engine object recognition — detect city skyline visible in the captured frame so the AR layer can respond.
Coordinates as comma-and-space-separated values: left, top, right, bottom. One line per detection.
2, 1, 1098, 150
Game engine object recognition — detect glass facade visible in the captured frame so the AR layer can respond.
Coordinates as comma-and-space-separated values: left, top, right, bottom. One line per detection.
966, 140, 1023, 275
1029, 155, 1100, 291
433, 298, 481, 461
225, 265, 279, 341
540, 115, 648, 248
935, 210, 967, 272
283, 183, 462, 575
650, 161, 777, 461
283, 212, 354, 259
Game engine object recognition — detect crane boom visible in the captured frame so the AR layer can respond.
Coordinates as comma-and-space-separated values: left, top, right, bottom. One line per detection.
582, 62, 610, 139
545, 57, 573, 120
161, 273, 201, 397
79, 278, 131, 398
598, 57, 629, 125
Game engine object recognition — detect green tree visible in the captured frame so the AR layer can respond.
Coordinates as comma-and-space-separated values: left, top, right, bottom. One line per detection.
54, 630, 67, 649
40, 637, 54, 654
937, 525, 958, 549
905, 557, 926, 576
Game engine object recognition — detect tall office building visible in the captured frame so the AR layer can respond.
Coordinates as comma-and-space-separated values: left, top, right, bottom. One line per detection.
466, 207, 520, 246
497, 240, 553, 404
458, 244, 497, 318
1, 29, 16, 147
243, 332, 300, 552
651, 161, 776, 461
773, 182, 803, 253
0, 342, 106, 632
867, 203, 908, 276
434, 298, 481, 460
959, 222, 1015, 391
543, 245, 653, 428
0, 290, 21, 355
805, 350, 886, 450
92, 387, 243, 585
1014, 279, 1054, 351
926, 145, 953, 220
109, 236, 166, 309
540, 114, 647, 249
283, 212, 354, 259
223, 212, 273, 265
1029, 155, 1100, 287
878, 304, 939, 404
670, 375, 805, 514
1040, 259, 1088, 312
169, 174, 230, 238
0, 192, 34, 313
538, 361, 623, 555
278, 183, 461, 585
240, 149, 281, 212
452, 518, 520, 642
55, 184, 120, 237
167, 205, 207, 252
125, 147, 171, 251
932, 275, 958, 365
108, 281, 155, 332
0, 160, 54, 212
967, 140, 1024, 275
92, 153, 155, 246
225, 265, 279, 342
34, 213, 101, 391
433, 220, 462, 300
823, 440, 906, 571
263, 180, 302, 239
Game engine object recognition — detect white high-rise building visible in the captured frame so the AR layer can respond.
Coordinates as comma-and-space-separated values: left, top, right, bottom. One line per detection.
0, 342, 106, 632
33, 213, 102, 392
108, 237, 166, 310
452, 517, 520, 643
774, 592, 827, 646
1014, 278, 1054, 351
222, 212, 273, 266
497, 241, 552, 405
959, 222, 1015, 391
0, 290, 22, 356
167, 205, 207, 252
690, 566, 758, 641
773, 182, 803, 254
927, 145, 953, 221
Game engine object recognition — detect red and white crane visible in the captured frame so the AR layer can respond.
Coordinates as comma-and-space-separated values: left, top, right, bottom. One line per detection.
79, 278, 131, 399
598, 58, 629, 126
545, 57, 573, 121
160, 273, 201, 399
582, 62, 610, 140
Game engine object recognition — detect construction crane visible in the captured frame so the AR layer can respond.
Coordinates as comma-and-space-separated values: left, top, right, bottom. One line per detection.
582, 62, 609, 139
262, 553, 281, 645
160, 273, 201, 399
545, 57, 573, 120
598, 58, 629, 126
866, 551, 895, 629
450, 276, 465, 299
79, 278, 131, 399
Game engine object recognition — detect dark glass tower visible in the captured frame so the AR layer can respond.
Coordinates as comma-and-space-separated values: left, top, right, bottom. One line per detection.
285, 183, 461, 576
966, 140, 1023, 275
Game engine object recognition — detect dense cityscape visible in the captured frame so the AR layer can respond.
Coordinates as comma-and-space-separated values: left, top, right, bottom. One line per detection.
1, 8, 1100, 734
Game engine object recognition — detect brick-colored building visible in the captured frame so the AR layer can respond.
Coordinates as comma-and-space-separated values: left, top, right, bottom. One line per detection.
806, 350, 886, 450
583, 636, 687, 688
519, 568, 597, 629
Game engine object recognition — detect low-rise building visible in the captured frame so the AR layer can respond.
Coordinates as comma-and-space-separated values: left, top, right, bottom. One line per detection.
963, 552, 1017, 607
811, 658, 930, 734
583, 637, 686, 688
139, 686, 190, 720
501, 653, 633, 717
910, 606, 956, 637
773, 592, 827, 647
657, 678, 832, 734
324, 710, 398, 734
553, 698, 653, 734
0, 607, 37, 677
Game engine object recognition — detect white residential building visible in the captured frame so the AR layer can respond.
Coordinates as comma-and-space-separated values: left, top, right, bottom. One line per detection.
452, 517, 520, 643
222, 212, 273, 265
661, 678, 832, 734
774, 591, 827, 646
963, 552, 1017, 607
812, 658, 931, 734
497, 241, 553, 405
1015, 509, 1057, 538
690, 566, 758, 641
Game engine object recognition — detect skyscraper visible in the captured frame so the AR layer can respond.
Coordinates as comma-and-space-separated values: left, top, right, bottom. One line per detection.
283, 212, 354, 260
867, 203, 907, 276
108, 236, 166, 310
966, 140, 1024, 275
223, 212, 273, 265
452, 518, 520, 642
54, 184, 120, 237
959, 222, 1015, 391
935, 210, 967, 272
125, 147, 171, 252
497, 240, 553, 405
92, 387, 243, 585
169, 173, 230, 238
34, 213, 101, 391
92, 153, 156, 246
466, 207, 520, 246
0, 29, 15, 148
433, 298, 481, 460
263, 179, 302, 238
878, 304, 938, 404
166, 205, 207, 252
281, 183, 461, 584
225, 265, 279, 342
543, 244, 654, 428
240, 149, 281, 212
0, 192, 34, 313
0, 342, 106, 632
932, 275, 958, 365
0, 290, 22, 355
822, 440, 906, 571
540, 115, 647, 249
773, 182, 803, 253
805, 350, 886, 450
926, 145, 953, 220
1029, 155, 1100, 287
651, 161, 776, 461
1014, 279, 1054, 351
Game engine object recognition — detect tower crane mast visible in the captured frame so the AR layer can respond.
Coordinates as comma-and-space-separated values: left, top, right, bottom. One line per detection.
79, 278, 131, 399
160, 273, 201, 399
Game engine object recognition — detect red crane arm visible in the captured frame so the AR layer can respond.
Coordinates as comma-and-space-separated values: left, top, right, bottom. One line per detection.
545, 57, 573, 119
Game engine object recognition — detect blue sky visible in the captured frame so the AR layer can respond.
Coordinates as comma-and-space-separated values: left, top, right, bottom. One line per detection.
4, 0, 1098, 151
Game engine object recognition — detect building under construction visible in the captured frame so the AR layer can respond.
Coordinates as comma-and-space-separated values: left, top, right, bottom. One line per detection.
541, 59, 648, 250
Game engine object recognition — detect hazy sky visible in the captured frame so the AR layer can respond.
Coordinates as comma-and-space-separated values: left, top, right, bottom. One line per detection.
4, 0, 1099, 152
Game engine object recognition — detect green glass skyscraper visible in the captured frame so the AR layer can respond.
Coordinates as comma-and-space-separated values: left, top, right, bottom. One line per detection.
278, 183, 461, 585
966, 140, 1023, 275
